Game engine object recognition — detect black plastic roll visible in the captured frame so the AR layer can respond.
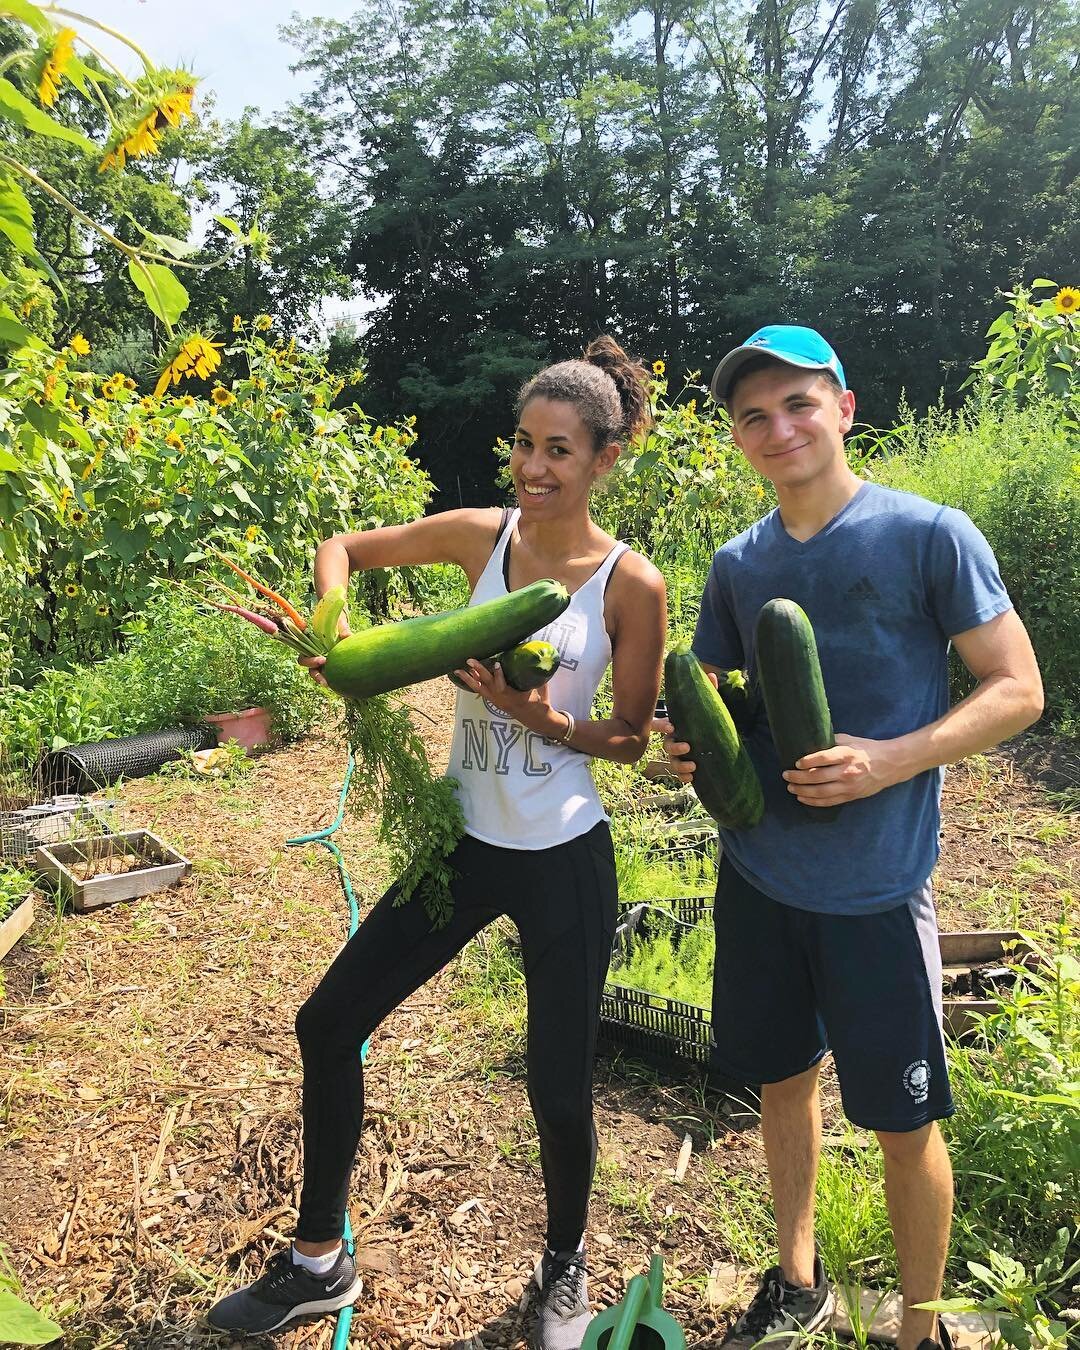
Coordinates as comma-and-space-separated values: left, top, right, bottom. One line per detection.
46, 724, 218, 793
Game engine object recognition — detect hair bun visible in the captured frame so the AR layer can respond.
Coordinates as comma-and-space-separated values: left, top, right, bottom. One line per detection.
582, 335, 652, 443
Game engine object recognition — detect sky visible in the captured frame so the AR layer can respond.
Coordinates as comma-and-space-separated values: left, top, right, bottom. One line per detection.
86, 1, 369, 327
87, 1, 360, 123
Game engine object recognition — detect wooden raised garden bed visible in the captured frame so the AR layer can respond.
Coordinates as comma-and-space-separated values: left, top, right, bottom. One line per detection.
35, 830, 191, 913
0, 890, 35, 961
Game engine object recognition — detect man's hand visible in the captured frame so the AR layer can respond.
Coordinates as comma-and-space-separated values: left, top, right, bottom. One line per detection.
299, 613, 352, 688
783, 733, 903, 806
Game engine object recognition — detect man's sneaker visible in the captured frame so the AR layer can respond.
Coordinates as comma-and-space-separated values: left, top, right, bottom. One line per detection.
531, 1247, 592, 1350
721, 1256, 834, 1350
917, 1319, 955, 1350
206, 1245, 362, 1333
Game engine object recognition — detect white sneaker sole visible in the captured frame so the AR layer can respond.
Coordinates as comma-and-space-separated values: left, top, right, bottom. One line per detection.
261, 1276, 364, 1332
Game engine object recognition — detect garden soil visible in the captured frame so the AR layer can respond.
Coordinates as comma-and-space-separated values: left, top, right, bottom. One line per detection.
0, 683, 1075, 1349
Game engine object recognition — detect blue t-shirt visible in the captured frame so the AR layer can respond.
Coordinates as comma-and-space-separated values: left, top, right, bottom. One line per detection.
692, 482, 1012, 915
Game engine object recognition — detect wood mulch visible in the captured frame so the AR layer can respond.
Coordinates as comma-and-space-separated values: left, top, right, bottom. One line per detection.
0, 683, 1074, 1349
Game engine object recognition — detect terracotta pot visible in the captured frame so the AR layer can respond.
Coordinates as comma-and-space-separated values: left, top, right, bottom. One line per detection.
204, 706, 273, 751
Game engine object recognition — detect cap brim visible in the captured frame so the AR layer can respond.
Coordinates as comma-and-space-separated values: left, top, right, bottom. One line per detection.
709, 348, 835, 404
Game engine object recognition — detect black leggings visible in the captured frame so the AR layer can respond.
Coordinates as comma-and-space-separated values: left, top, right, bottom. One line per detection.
294, 821, 618, 1247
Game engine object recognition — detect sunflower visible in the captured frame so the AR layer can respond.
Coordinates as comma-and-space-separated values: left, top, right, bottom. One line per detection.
211, 386, 235, 408
64, 582, 79, 597
245, 525, 259, 543
154, 333, 224, 397
1054, 287, 1080, 316
99, 74, 196, 173
232, 315, 244, 332
69, 508, 87, 526
652, 359, 666, 376
270, 407, 286, 423
124, 377, 136, 390
69, 333, 91, 357
164, 432, 186, 451
123, 426, 140, 449
96, 604, 110, 617
37, 27, 76, 108
254, 314, 272, 331
139, 396, 155, 412
180, 394, 196, 409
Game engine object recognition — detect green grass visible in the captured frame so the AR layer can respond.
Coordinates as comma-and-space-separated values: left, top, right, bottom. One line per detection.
610, 912, 715, 1008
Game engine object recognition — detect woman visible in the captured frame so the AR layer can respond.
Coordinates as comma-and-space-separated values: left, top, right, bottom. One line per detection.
208, 337, 667, 1347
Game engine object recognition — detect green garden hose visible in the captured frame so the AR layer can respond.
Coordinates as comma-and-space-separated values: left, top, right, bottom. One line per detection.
285, 751, 367, 1350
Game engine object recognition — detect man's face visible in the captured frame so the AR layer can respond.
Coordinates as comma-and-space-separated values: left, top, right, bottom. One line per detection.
728, 365, 856, 491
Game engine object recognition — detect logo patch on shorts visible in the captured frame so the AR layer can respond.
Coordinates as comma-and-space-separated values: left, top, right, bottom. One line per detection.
903, 1060, 930, 1103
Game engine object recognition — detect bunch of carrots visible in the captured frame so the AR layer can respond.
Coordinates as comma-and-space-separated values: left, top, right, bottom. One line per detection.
185, 551, 348, 659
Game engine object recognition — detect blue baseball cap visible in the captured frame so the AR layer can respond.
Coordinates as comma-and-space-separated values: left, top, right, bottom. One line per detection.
710, 325, 846, 403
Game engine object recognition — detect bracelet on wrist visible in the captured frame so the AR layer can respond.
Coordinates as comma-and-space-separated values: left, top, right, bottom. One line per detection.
556, 708, 575, 746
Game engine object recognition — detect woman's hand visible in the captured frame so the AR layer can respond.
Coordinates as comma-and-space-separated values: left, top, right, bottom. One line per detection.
299, 613, 352, 688
453, 657, 554, 731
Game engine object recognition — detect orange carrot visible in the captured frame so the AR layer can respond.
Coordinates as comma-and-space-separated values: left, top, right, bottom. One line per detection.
210, 550, 308, 630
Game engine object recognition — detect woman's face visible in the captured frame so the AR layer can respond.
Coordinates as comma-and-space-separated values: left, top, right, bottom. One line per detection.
511, 397, 618, 517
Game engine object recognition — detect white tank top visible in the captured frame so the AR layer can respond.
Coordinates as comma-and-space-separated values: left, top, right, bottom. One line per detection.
446, 509, 629, 850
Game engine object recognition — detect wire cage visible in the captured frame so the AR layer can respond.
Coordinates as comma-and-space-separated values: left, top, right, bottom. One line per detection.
1, 794, 121, 864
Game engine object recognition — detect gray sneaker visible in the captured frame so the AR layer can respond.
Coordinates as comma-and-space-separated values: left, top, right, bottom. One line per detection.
721, 1256, 834, 1350
531, 1248, 592, 1350
206, 1245, 362, 1333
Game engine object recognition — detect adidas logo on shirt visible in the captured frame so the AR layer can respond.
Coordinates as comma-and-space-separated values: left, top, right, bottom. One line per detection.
845, 576, 879, 602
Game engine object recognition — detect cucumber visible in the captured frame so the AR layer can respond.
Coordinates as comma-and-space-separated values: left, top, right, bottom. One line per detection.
446, 639, 561, 693
664, 641, 764, 829
323, 579, 570, 700
754, 598, 841, 822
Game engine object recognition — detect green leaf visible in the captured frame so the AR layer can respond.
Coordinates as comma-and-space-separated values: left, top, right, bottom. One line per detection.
0, 444, 23, 472
0, 0, 51, 37
23, 400, 59, 439
127, 259, 189, 327
0, 313, 33, 346
126, 215, 200, 259
0, 1286, 63, 1344
213, 214, 243, 235
1031, 278, 1057, 288
0, 77, 94, 149
0, 175, 36, 258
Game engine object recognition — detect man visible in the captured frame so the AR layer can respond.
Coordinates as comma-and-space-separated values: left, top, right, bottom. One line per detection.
660, 326, 1043, 1350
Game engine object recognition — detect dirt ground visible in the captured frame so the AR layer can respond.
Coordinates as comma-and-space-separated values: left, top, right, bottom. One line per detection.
1, 683, 1075, 1349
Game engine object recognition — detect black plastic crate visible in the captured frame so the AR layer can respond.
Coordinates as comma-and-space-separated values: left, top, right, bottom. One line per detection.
599, 896, 759, 1109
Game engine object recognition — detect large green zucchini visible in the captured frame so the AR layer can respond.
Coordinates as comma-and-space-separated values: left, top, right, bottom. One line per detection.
754, 598, 840, 822
323, 579, 570, 700
664, 641, 764, 829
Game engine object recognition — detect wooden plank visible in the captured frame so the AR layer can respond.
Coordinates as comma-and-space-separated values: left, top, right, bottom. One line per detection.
706, 1264, 1001, 1348
0, 892, 34, 961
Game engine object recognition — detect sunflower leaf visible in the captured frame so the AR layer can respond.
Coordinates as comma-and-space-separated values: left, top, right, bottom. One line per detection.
127, 259, 189, 327
0, 0, 51, 38
0, 76, 94, 149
